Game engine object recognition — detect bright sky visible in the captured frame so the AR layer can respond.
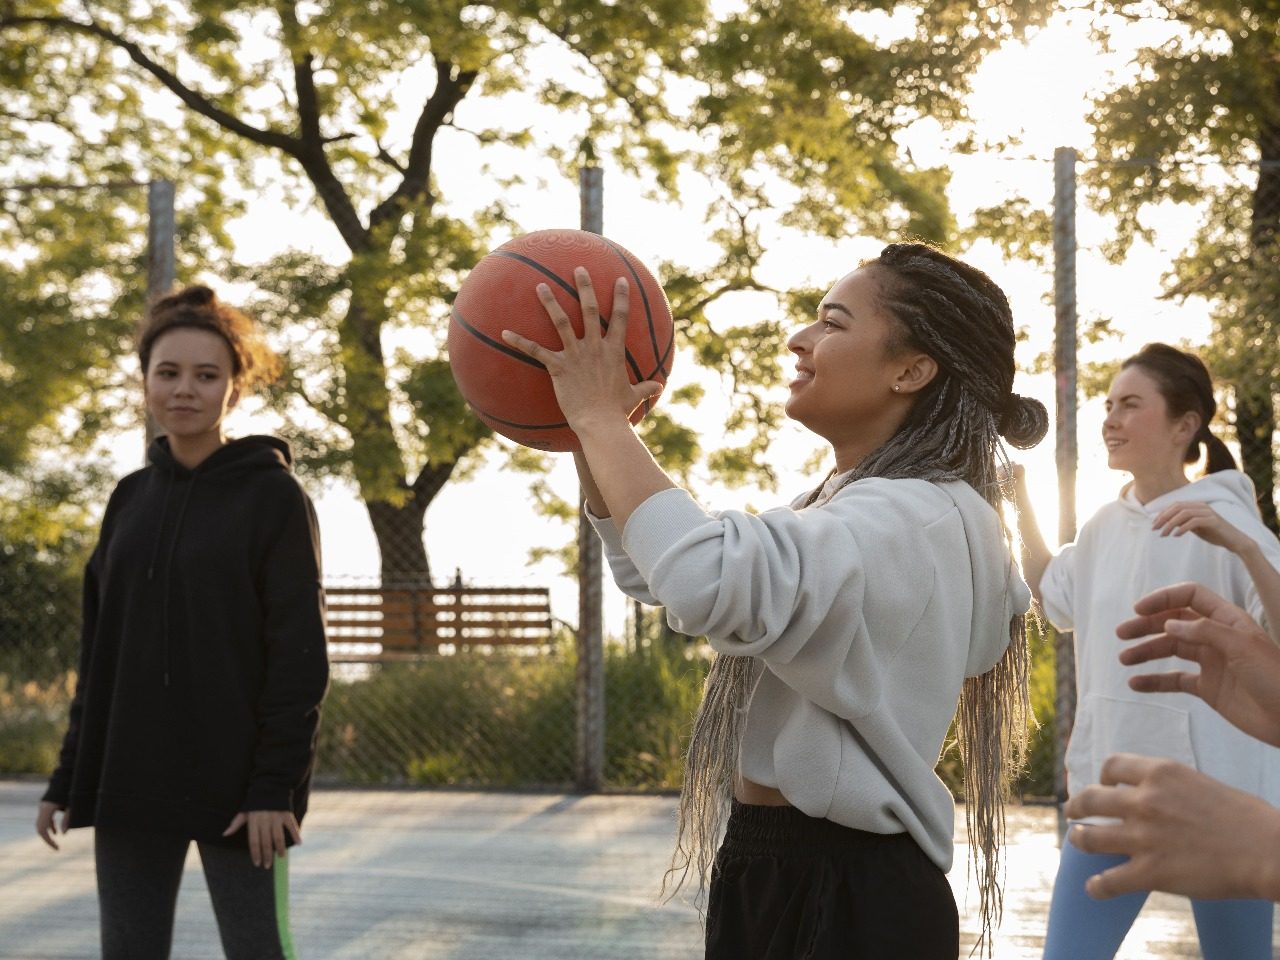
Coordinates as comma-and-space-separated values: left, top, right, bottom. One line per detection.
119, 10, 1220, 635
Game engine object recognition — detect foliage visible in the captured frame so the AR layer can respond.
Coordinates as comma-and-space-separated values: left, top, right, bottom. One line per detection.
315, 636, 709, 790
992, 1, 1280, 528
1, 0, 1050, 577
937, 615, 1057, 799
0, 672, 73, 774
1081, 1, 1280, 528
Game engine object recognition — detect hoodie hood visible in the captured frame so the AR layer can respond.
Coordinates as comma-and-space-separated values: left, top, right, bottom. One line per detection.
1117, 469, 1261, 522
148, 434, 293, 481
940, 479, 1030, 678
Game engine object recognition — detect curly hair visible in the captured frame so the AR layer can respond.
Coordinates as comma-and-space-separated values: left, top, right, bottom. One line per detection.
138, 285, 280, 389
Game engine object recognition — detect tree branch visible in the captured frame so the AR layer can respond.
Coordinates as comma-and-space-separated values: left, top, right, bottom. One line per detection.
368, 58, 476, 232
0, 14, 298, 154
410, 458, 459, 508
277, 1, 369, 252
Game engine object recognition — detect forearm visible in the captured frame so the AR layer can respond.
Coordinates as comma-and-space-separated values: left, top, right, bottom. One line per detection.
1237, 542, 1280, 646
573, 451, 610, 518
572, 416, 677, 531
1013, 486, 1052, 601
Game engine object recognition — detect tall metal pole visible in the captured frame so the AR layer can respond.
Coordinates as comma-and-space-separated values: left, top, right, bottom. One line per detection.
575, 157, 606, 792
145, 179, 176, 450
1052, 147, 1079, 837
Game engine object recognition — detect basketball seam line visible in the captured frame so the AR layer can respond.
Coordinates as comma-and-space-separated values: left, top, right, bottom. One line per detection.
495, 249, 650, 384
451, 305, 547, 370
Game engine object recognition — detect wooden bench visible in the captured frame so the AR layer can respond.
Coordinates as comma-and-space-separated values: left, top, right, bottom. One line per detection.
324, 584, 554, 661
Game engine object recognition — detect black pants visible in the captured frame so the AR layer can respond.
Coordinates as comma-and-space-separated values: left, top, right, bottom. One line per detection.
95, 826, 294, 960
705, 802, 959, 960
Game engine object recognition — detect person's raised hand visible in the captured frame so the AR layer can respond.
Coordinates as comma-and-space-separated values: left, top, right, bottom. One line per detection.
501, 270, 661, 433
1116, 581, 1280, 747
1064, 753, 1280, 901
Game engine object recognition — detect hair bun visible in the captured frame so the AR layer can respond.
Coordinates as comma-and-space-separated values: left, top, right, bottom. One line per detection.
998, 393, 1049, 449
155, 284, 216, 313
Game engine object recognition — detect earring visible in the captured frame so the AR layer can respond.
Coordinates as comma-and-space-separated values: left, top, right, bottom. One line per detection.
892, 384, 901, 393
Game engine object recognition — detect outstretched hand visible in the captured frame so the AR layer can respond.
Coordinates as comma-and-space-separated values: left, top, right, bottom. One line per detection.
501, 270, 662, 434
1116, 581, 1280, 747
1064, 753, 1280, 901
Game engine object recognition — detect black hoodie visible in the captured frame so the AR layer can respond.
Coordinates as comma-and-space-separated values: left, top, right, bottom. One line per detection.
43, 435, 329, 846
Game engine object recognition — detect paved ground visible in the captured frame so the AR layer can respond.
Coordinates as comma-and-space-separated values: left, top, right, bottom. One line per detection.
0, 780, 1267, 958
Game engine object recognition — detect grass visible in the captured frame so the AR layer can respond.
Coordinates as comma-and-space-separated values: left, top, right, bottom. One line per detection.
3, 627, 1056, 797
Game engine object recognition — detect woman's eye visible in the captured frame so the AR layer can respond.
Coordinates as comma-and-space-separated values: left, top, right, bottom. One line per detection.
821, 319, 838, 330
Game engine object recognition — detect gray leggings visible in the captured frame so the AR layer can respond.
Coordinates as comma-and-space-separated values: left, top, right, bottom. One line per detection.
95, 826, 295, 960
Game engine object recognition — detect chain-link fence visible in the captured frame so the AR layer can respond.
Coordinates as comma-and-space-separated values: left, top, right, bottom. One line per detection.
3, 155, 1276, 799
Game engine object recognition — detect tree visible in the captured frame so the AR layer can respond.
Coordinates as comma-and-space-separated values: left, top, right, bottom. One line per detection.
1, 1, 1046, 579
1063, 2, 1279, 530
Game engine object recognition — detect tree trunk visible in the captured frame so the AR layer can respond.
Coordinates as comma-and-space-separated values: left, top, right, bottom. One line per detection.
1236, 79, 1280, 534
367, 496, 431, 583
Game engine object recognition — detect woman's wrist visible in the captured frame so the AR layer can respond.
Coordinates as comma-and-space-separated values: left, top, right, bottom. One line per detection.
1235, 539, 1264, 564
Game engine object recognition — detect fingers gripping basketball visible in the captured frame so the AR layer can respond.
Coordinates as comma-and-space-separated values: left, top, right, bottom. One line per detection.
448, 229, 675, 451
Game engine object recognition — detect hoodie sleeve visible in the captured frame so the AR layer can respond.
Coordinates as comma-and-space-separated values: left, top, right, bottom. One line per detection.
586, 507, 662, 606
620, 483, 943, 718
243, 484, 330, 812
42, 546, 102, 807
1039, 543, 1077, 632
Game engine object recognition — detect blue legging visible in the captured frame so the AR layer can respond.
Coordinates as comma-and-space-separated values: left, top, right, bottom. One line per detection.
1041, 832, 1273, 960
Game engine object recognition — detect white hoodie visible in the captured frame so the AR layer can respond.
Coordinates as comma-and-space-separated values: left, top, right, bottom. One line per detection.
590, 475, 1029, 873
1040, 470, 1280, 807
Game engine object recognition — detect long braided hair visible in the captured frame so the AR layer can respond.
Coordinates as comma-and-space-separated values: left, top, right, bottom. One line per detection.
662, 243, 1049, 952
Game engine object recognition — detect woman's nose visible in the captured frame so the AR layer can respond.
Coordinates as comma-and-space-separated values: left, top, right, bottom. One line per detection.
787, 325, 812, 354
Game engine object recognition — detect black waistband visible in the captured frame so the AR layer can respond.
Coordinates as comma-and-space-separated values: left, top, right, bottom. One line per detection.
721, 800, 912, 856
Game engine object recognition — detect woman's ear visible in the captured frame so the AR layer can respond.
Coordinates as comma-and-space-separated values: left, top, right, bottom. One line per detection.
895, 352, 938, 395
228, 385, 241, 412
1174, 410, 1201, 444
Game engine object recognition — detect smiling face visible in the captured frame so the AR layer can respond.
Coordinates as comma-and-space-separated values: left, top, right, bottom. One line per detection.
144, 327, 240, 444
1102, 365, 1199, 475
784, 266, 934, 470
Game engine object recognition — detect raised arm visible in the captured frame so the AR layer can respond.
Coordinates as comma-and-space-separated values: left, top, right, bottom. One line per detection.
1010, 464, 1053, 603
573, 451, 610, 519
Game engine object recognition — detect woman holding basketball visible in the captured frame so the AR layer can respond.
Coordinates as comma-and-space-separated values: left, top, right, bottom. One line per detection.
1011, 343, 1280, 960
504, 242, 1047, 958
35, 285, 329, 959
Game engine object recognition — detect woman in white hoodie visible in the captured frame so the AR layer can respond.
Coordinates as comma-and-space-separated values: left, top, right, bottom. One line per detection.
1014, 342, 1280, 960
502, 242, 1048, 958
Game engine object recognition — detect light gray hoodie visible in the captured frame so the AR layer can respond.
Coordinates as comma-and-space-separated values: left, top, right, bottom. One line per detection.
590, 475, 1029, 872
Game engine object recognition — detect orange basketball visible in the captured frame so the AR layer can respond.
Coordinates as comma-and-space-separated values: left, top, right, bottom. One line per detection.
448, 229, 675, 451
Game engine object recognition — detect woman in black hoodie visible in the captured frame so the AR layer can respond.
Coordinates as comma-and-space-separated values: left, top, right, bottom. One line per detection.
35, 285, 329, 959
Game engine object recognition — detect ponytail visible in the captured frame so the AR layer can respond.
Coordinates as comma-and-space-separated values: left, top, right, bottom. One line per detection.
1201, 431, 1238, 474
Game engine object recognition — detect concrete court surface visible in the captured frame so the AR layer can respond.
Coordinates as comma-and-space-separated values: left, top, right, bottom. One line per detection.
0, 779, 1267, 959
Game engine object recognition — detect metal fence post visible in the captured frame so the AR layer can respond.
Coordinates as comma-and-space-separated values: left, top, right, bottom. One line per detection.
145, 179, 176, 449
1052, 146, 1079, 840
575, 158, 606, 792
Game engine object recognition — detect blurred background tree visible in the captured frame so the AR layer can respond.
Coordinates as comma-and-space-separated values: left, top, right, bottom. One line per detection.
0, 0, 1047, 578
